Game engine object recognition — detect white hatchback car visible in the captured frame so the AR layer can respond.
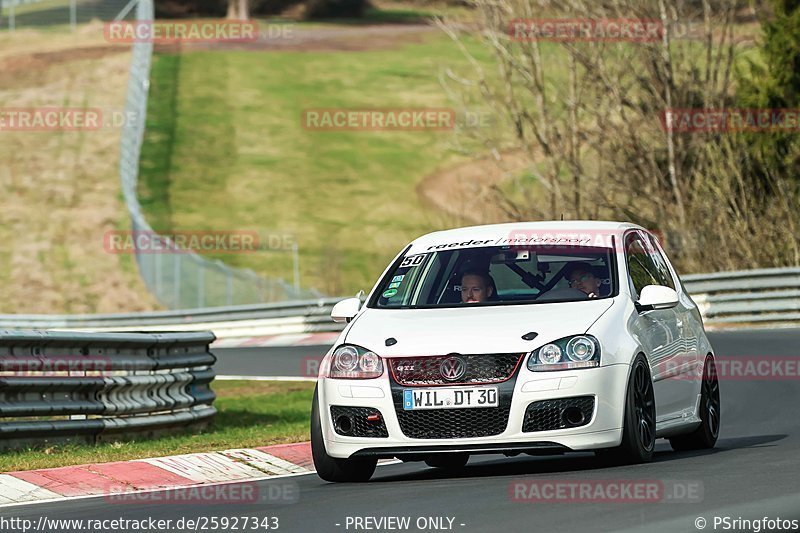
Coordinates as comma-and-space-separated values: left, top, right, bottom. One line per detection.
311, 221, 720, 482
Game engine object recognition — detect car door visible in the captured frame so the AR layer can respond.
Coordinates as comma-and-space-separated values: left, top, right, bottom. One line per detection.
624, 230, 688, 423
645, 232, 700, 365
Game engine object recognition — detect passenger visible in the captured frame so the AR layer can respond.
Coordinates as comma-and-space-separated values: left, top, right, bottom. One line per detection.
564, 262, 602, 299
460, 270, 495, 304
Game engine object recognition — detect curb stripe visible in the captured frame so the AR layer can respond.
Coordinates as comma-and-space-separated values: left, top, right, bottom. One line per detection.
222, 449, 308, 476
142, 452, 265, 483
0, 442, 316, 507
0, 475, 61, 504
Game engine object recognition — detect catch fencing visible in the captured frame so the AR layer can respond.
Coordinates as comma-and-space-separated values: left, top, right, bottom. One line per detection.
119, 0, 318, 308
0, 0, 134, 31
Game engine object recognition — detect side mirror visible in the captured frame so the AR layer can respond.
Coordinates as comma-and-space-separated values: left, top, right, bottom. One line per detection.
636, 285, 679, 312
331, 297, 361, 323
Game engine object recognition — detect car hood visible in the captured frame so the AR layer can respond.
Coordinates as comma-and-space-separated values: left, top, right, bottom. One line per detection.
344, 299, 616, 356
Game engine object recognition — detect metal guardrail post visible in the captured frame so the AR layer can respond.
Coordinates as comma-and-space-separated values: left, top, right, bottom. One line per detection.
155, 250, 162, 297
174, 252, 181, 308
198, 265, 205, 308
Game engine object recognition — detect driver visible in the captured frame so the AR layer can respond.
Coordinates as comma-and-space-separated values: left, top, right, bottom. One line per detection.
460, 270, 495, 304
564, 262, 602, 299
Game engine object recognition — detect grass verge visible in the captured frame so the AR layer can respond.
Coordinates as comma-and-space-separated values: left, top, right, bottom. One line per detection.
138, 30, 497, 295
0, 380, 315, 473
0, 24, 158, 313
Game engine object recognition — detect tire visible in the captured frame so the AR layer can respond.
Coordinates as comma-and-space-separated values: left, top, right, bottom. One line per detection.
424, 453, 469, 470
596, 354, 656, 465
669, 355, 720, 451
311, 385, 377, 482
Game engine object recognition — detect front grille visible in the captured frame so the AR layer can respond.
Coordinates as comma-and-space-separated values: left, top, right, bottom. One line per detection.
389, 353, 524, 386
389, 355, 521, 440
396, 405, 511, 439
330, 406, 388, 438
522, 396, 595, 432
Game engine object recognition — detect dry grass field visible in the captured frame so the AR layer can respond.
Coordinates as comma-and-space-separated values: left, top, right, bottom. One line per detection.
0, 22, 158, 313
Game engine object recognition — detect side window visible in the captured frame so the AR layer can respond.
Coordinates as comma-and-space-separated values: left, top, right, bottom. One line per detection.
646, 234, 676, 290
625, 233, 661, 298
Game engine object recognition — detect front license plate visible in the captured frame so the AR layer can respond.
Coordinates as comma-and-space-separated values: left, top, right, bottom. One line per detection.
403, 387, 498, 410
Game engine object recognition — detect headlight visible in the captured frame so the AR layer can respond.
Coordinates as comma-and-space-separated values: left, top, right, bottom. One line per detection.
527, 335, 601, 371
566, 336, 596, 361
539, 344, 562, 364
328, 344, 384, 379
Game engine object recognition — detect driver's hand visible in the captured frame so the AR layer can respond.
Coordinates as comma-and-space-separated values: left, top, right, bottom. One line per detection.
588, 292, 597, 299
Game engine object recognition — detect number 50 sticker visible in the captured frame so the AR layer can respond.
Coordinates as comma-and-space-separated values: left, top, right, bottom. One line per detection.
400, 254, 426, 268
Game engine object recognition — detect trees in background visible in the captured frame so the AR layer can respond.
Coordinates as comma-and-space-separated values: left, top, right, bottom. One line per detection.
737, 0, 800, 190
227, 0, 250, 19
440, 0, 800, 272
155, 0, 369, 19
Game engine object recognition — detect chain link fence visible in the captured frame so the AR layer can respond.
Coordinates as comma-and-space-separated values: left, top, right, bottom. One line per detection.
120, 0, 320, 309
0, 0, 135, 31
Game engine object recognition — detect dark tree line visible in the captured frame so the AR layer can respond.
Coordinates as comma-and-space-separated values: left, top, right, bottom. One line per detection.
155, 0, 369, 18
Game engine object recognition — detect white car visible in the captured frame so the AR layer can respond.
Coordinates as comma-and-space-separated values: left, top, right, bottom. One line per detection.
311, 221, 720, 482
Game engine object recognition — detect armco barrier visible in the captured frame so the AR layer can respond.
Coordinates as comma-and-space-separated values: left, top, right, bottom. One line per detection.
0, 331, 216, 451
0, 298, 346, 339
683, 267, 800, 324
0, 268, 795, 345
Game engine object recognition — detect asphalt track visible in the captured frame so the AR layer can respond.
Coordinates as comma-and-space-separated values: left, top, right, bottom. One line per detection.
5, 328, 800, 533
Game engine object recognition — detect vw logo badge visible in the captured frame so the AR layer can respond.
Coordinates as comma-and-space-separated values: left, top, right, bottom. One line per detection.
440, 356, 466, 381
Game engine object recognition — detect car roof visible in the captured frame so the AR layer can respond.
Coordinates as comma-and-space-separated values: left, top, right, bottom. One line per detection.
407, 220, 646, 253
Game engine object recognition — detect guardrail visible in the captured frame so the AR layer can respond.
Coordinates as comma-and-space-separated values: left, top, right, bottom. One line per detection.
683, 267, 800, 324
0, 267, 794, 345
0, 298, 345, 339
0, 331, 216, 451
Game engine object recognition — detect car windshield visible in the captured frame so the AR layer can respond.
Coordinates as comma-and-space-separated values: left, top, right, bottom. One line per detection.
370, 244, 617, 309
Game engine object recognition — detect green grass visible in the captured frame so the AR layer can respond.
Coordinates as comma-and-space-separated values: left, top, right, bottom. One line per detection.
139, 24, 734, 295
0, 380, 315, 473
0, 0, 72, 17
138, 31, 502, 295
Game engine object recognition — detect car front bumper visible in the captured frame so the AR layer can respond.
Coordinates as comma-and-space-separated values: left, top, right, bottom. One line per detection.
318, 363, 630, 459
